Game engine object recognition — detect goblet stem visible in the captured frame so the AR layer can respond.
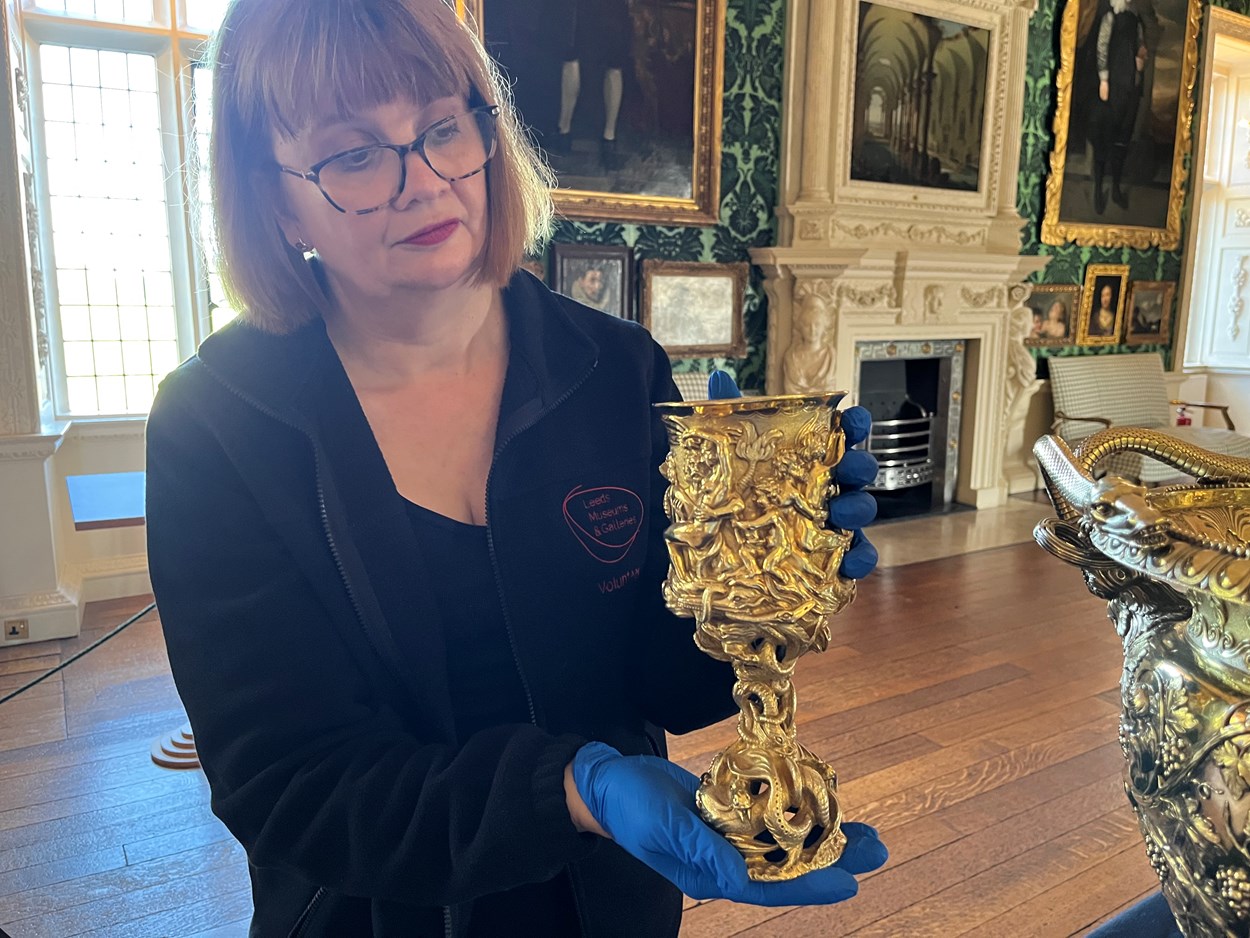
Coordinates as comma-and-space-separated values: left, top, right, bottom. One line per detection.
694, 654, 845, 881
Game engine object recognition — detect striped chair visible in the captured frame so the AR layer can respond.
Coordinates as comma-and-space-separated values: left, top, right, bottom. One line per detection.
671, 371, 713, 402
1048, 353, 1250, 484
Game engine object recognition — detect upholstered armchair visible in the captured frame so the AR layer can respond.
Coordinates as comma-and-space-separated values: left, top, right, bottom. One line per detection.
1047, 353, 1250, 484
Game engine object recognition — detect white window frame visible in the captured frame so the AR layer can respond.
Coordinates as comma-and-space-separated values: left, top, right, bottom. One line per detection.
19, 0, 215, 420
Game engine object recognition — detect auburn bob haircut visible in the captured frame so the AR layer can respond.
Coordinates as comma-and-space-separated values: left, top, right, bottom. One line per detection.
207, 0, 554, 333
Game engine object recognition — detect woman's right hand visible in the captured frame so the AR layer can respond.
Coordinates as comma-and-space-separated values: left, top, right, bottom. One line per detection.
568, 742, 887, 906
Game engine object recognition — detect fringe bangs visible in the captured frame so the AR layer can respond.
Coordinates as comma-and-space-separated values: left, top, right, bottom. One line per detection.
229, 0, 473, 141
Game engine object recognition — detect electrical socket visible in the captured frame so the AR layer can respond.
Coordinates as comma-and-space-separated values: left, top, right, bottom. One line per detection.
3, 619, 29, 642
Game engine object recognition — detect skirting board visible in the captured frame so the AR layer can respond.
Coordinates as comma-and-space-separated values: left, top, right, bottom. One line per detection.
1006, 463, 1042, 495
0, 553, 150, 644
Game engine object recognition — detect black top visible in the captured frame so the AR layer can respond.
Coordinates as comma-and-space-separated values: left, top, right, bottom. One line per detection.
403, 499, 580, 936
401, 500, 529, 739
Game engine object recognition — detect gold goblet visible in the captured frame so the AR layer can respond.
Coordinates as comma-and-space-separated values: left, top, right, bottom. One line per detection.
656, 391, 857, 882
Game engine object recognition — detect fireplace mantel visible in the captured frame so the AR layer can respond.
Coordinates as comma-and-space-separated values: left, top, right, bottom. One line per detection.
750, 0, 1047, 509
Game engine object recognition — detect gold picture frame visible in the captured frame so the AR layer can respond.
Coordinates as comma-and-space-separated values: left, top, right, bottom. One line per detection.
1024, 284, 1081, 348
1040, 0, 1200, 250
1125, 280, 1176, 346
641, 260, 748, 358
461, 0, 725, 226
1076, 264, 1130, 347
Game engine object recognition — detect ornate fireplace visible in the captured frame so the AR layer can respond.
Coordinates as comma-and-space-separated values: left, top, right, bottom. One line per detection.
750, 0, 1049, 509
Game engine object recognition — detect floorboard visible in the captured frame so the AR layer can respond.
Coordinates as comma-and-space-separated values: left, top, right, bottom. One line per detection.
0, 539, 1163, 935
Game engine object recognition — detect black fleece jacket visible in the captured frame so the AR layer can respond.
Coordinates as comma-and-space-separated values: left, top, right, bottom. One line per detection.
144, 271, 737, 938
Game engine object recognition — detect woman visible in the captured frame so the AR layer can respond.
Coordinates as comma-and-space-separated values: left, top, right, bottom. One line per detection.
145, 2, 884, 935
1090, 283, 1119, 337
1041, 299, 1069, 339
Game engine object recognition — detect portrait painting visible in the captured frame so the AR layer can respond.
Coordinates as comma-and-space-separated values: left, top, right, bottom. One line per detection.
851, 2, 990, 192
469, 0, 725, 225
641, 260, 748, 358
519, 256, 547, 284
552, 244, 634, 320
1042, 0, 1200, 249
1024, 284, 1081, 348
1076, 264, 1130, 346
1125, 280, 1175, 345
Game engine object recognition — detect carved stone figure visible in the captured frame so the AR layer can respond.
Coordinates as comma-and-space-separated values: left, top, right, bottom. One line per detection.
783, 292, 835, 395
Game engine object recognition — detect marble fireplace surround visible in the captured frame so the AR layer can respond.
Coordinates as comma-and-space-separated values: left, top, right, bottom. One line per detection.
750, 0, 1047, 509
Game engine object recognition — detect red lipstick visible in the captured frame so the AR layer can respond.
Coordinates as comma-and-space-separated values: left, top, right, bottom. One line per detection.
401, 220, 460, 246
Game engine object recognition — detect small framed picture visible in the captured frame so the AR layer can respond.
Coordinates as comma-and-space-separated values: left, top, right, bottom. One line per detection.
1023, 285, 1081, 348
518, 256, 547, 284
1125, 281, 1176, 346
641, 260, 749, 358
1076, 264, 1130, 347
552, 244, 634, 320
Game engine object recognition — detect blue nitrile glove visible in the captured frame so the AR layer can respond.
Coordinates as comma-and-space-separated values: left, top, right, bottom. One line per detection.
707, 371, 879, 578
572, 742, 887, 905
834, 406, 879, 579
707, 369, 743, 399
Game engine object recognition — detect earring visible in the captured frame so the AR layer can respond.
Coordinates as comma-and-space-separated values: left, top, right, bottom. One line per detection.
293, 239, 313, 254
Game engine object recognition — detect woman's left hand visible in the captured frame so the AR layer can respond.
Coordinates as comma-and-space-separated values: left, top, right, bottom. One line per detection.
706, 372, 878, 579
571, 742, 888, 906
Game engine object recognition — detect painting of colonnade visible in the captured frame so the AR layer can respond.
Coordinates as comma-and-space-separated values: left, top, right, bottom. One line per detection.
851, 2, 990, 192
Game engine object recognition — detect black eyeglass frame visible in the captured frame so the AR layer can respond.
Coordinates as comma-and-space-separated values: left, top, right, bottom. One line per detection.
277, 104, 501, 215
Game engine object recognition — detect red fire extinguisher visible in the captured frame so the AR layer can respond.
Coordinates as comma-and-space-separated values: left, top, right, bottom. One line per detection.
1176, 405, 1192, 427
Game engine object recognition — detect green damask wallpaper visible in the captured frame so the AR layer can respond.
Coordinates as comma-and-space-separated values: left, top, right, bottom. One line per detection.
551, 0, 1229, 382
1020, 0, 1250, 367
543, 0, 783, 391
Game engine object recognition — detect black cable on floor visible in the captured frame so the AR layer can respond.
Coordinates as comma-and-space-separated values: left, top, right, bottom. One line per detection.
0, 602, 157, 707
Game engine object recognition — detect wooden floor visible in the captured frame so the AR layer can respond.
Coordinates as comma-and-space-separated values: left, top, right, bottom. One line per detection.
0, 542, 1158, 936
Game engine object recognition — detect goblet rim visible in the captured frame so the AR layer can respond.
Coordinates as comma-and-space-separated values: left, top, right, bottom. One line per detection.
654, 390, 849, 416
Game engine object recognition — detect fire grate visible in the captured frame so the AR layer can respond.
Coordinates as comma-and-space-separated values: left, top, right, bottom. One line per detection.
867, 408, 935, 490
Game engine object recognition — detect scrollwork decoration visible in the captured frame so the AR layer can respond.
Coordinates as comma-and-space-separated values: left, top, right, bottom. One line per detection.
21, 171, 49, 369
837, 283, 897, 309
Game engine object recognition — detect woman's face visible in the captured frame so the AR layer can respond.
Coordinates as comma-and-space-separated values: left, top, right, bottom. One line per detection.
1047, 301, 1065, 323
272, 95, 489, 306
796, 297, 829, 344
1100, 285, 1114, 310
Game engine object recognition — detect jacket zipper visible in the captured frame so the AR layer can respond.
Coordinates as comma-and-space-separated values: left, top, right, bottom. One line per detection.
478, 364, 595, 938
201, 366, 452, 937
483, 361, 597, 727
200, 364, 409, 694
288, 885, 326, 938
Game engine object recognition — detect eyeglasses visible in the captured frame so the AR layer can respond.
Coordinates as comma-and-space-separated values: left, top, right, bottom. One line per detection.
278, 105, 500, 215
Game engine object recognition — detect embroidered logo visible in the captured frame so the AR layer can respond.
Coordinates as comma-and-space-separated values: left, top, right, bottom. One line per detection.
562, 484, 644, 564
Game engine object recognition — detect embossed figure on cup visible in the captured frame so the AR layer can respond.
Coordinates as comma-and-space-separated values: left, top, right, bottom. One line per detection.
783, 293, 836, 396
